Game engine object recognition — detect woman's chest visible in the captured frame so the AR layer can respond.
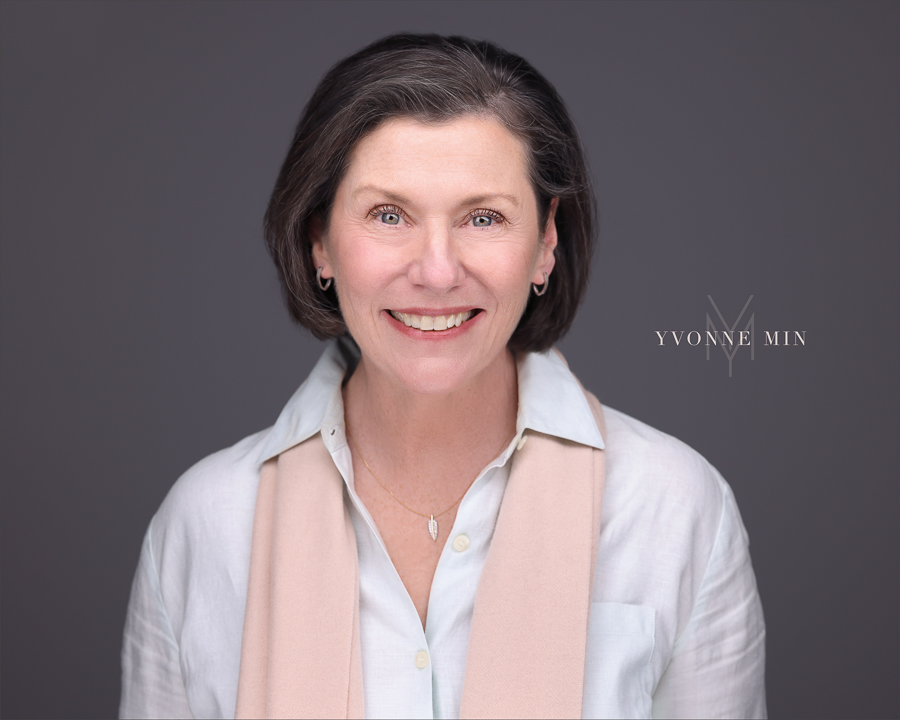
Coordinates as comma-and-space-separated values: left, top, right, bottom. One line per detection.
174, 514, 662, 720
352, 462, 466, 627
346, 492, 659, 719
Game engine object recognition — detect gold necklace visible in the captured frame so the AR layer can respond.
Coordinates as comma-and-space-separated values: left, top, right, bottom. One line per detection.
346, 427, 515, 541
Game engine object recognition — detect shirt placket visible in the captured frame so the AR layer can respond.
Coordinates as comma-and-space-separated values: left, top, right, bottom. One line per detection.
322, 405, 522, 720
424, 460, 511, 719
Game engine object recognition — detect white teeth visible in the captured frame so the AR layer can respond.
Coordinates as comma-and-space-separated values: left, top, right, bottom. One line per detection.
391, 310, 474, 331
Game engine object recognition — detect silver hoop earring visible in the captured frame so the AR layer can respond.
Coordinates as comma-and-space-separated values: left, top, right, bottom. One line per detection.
532, 272, 549, 296
316, 266, 333, 291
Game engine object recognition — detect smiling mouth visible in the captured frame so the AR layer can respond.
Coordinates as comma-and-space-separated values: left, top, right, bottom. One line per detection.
389, 309, 479, 331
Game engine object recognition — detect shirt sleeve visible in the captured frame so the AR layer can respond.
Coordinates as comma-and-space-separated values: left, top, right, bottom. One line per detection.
651, 480, 767, 719
119, 523, 194, 719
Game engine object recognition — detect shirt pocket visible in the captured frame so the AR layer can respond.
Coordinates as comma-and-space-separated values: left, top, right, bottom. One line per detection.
582, 602, 656, 719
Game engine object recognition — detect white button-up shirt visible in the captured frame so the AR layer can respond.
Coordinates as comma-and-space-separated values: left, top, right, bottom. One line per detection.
120, 340, 766, 719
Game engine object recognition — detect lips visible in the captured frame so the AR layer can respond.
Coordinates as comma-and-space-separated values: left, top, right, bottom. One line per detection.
389, 310, 477, 331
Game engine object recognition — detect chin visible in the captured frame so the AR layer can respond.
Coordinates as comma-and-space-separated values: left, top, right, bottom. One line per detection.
390, 354, 484, 397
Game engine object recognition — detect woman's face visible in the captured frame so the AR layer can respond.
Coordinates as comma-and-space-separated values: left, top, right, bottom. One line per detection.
312, 115, 557, 396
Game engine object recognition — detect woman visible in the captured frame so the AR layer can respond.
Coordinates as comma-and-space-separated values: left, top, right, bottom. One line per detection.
120, 34, 766, 719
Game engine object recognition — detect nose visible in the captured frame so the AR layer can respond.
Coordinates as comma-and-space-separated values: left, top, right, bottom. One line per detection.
407, 222, 463, 293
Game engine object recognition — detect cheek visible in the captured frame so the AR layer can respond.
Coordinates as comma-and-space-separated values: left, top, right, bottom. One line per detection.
331, 235, 397, 313
494, 265, 532, 309
471, 242, 541, 304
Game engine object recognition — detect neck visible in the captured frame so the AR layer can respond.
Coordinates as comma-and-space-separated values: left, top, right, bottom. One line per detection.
342, 349, 518, 482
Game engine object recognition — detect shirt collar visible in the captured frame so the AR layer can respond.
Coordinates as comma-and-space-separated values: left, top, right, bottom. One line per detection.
258, 337, 604, 465
516, 347, 605, 450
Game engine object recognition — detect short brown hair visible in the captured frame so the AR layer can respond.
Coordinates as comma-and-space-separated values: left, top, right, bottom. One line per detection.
265, 33, 595, 353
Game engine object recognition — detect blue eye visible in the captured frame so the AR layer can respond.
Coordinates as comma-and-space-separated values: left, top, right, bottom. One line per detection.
380, 212, 401, 225
472, 215, 493, 227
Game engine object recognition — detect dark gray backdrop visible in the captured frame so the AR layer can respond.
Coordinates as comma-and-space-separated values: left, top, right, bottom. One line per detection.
1, 2, 897, 718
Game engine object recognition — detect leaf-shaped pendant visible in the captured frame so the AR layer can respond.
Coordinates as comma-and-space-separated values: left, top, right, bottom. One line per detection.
428, 515, 438, 541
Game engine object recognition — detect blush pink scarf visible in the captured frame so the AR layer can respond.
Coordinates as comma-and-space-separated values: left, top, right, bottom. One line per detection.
235, 389, 606, 719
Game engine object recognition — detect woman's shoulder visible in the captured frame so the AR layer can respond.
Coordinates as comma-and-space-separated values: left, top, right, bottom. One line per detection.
127, 428, 275, 708
149, 427, 272, 546
598, 403, 734, 529
593, 404, 752, 617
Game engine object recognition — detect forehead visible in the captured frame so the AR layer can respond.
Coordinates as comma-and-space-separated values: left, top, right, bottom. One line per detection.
342, 115, 531, 199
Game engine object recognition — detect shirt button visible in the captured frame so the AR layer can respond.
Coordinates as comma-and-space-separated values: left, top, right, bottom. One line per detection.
452, 534, 471, 552
414, 650, 429, 669
517, 434, 528, 450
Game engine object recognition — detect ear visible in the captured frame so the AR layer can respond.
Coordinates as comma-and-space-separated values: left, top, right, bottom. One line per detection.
309, 215, 333, 279
532, 198, 559, 285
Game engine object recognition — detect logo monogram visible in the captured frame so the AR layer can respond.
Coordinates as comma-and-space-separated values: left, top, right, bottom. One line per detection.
706, 295, 754, 377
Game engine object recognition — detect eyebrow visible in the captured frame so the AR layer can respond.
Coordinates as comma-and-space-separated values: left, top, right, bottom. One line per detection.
351, 185, 520, 208
351, 185, 411, 205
